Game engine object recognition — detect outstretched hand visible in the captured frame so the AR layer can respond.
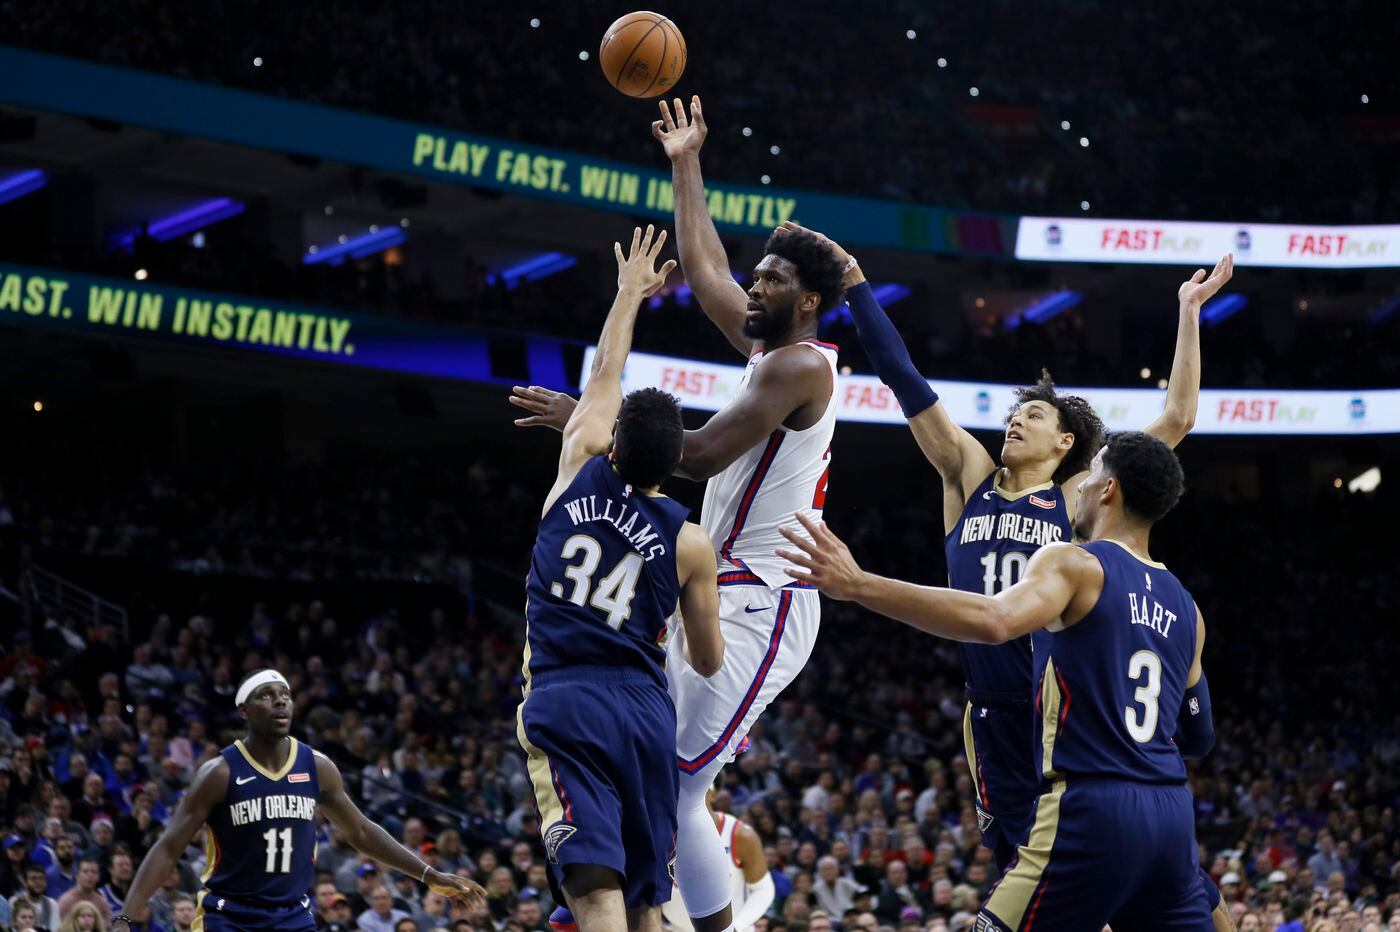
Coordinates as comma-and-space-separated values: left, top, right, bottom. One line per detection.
509, 385, 577, 430
652, 95, 708, 161
615, 224, 677, 297
1178, 253, 1234, 309
776, 513, 866, 601
425, 869, 487, 913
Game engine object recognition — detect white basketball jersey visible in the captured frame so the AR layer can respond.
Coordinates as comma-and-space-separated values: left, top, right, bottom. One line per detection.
701, 341, 838, 588
664, 813, 750, 932
717, 813, 748, 915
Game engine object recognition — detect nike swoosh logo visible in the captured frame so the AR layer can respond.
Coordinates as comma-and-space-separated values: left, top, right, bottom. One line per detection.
235, 775, 257, 785
744, 605, 770, 614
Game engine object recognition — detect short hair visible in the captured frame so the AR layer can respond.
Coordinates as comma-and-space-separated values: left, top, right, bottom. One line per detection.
24, 863, 45, 876
612, 387, 684, 490
171, 894, 195, 907
762, 228, 847, 314
1100, 431, 1185, 522
1008, 370, 1106, 484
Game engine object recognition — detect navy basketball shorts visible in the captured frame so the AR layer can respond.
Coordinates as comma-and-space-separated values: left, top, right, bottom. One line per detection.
516, 666, 679, 909
978, 778, 1211, 932
194, 891, 317, 932
963, 697, 1041, 873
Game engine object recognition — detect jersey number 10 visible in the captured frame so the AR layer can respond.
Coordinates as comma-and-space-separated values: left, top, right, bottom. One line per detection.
978, 551, 1028, 596
551, 534, 643, 630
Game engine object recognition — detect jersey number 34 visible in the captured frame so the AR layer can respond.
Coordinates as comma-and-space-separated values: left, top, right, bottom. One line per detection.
550, 534, 642, 630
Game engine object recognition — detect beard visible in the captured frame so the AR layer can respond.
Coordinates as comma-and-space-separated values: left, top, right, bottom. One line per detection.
743, 299, 796, 340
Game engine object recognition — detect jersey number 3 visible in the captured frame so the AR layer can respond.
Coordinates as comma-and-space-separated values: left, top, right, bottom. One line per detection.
550, 534, 642, 630
1124, 650, 1162, 743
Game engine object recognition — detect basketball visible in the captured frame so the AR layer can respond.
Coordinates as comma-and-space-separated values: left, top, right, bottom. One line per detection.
599, 12, 686, 98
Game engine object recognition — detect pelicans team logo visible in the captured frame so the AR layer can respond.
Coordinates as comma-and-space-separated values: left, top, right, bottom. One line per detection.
542, 823, 577, 864
974, 801, 995, 835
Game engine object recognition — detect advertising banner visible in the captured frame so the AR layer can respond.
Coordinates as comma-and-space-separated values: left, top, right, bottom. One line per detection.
582, 348, 1400, 435
1016, 216, 1400, 269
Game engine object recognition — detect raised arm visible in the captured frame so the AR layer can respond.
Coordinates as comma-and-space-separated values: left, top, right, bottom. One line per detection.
653, 96, 753, 357
1146, 253, 1234, 448
675, 521, 723, 677
313, 753, 485, 911
778, 516, 1099, 644
120, 757, 228, 921
777, 223, 994, 529
1063, 254, 1234, 512
676, 344, 830, 481
541, 226, 676, 514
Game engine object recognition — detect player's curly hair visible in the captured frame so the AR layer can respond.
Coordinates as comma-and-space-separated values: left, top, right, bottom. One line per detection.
762, 228, 848, 313
613, 387, 684, 490
1007, 369, 1106, 484
1101, 430, 1185, 522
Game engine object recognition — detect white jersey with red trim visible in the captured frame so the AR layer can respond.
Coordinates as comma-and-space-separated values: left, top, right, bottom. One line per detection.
700, 341, 838, 589
662, 812, 751, 932
717, 812, 748, 910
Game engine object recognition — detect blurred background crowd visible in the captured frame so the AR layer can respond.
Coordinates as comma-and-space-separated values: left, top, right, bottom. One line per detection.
0, 2, 1396, 931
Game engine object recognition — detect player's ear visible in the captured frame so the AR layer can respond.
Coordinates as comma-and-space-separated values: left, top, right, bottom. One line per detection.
799, 290, 821, 314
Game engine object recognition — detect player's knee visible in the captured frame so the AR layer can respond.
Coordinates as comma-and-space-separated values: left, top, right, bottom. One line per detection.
561, 863, 623, 900
677, 767, 713, 803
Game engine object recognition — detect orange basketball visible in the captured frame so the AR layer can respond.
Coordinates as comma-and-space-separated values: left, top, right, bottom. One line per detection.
599, 12, 686, 98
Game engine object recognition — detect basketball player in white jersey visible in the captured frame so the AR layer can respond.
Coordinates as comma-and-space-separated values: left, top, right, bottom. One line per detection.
662, 779, 773, 932
509, 94, 846, 932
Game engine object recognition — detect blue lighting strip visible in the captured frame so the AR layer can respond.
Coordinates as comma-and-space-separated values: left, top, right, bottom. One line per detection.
871, 283, 911, 306
821, 282, 909, 328
115, 197, 245, 248
1004, 290, 1084, 330
0, 169, 48, 206
304, 227, 407, 266
1367, 295, 1400, 325
1200, 293, 1247, 326
486, 252, 577, 289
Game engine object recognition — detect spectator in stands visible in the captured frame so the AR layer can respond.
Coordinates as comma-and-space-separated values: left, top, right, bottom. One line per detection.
166, 894, 194, 932
55, 859, 107, 923
357, 885, 411, 932
0, 838, 28, 898
319, 891, 356, 932
42, 838, 75, 901
8, 864, 60, 931
55, 901, 102, 932
96, 849, 132, 915
9, 899, 38, 932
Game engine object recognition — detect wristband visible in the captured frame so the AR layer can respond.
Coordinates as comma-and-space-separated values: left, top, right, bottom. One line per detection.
113, 918, 135, 930
420, 864, 430, 884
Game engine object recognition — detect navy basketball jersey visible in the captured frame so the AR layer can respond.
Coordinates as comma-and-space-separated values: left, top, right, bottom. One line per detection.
1033, 540, 1198, 784
524, 455, 690, 687
944, 470, 1071, 695
203, 739, 319, 904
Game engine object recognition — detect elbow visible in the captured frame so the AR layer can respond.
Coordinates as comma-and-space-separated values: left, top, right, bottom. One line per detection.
1162, 407, 1194, 441
678, 447, 718, 482
981, 606, 1018, 646
693, 642, 724, 678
